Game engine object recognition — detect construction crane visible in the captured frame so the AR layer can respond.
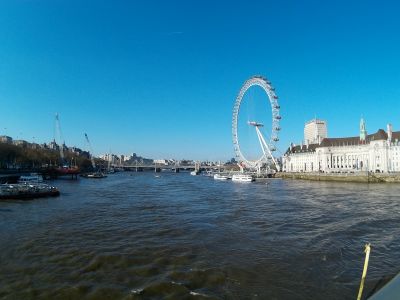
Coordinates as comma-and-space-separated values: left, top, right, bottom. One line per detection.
84, 133, 96, 170
55, 113, 65, 165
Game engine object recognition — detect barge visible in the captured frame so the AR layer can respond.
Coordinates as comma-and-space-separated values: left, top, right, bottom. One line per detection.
0, 183, 60, 200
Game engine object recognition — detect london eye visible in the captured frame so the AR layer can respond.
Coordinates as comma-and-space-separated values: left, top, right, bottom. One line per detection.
232, 75, 281, 171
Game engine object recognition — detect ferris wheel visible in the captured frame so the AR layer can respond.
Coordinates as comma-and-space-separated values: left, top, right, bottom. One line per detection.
232, 75, 281, 170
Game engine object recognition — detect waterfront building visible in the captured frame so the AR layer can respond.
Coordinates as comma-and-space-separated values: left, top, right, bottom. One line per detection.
48, 139, 59, 150
283, 119, 400, 173
28, 143, 40, 149
304, 119, 328, 145
153, 159, 168, 165
0, 136, 12, 144
12, 140, 28, 147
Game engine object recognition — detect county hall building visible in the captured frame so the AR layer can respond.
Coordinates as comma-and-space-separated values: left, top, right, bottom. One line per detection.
282, 119, 400, 173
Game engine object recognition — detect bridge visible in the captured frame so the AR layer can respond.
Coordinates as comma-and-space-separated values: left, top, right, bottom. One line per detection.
116, 164, 227, 172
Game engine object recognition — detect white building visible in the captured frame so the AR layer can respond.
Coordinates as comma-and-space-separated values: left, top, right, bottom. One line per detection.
304, 119, 328, 145
0, 136, 12, 143
153, 159, 168, 165
283, 119, 400, 173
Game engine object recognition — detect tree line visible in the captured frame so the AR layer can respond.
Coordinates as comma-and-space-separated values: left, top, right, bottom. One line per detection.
0, 143, 93, 170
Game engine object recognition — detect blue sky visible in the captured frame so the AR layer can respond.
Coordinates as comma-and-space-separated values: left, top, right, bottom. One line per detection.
0, 1, 399, 160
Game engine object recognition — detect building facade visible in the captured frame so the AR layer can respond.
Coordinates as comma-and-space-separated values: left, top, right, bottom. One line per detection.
304, 119, 328, 145
283, 121, 400, 173
0, 136, 12, 143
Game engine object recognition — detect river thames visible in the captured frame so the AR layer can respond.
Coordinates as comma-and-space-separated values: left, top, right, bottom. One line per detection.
1, 172, 400, 299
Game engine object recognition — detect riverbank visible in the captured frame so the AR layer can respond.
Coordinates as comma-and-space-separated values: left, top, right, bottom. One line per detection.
276, 172, 400, 183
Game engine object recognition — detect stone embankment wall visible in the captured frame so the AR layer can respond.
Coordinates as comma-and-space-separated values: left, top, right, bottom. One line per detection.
277, 172, 400, 183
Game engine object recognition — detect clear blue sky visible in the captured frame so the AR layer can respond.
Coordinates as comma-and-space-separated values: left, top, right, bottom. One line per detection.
0, 0, 399, 160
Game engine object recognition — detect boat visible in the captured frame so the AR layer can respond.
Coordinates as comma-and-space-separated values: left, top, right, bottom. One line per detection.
232, 174, 255, 182
203, 170, 213, 177
55, 166, 80, 175
81, 171, 107, 178
368, 271, 400, 299
213, 173, 230, 180
190, 161, 201, 176
0, 183, 60, 200
18, 173, 44, 184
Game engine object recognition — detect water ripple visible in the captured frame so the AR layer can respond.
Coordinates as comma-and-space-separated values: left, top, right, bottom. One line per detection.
0, 172, 400, 299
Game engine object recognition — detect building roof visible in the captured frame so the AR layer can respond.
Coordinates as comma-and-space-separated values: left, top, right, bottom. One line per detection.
320, 129, 400, 147
305, 118, 326, 125
286, 129, 400, 154
285, 143, 319, 154
393, 131, 400, 141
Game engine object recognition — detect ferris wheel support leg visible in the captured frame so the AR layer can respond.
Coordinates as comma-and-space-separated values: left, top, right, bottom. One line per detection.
255, 127, 280, 171
255, 128, 268, 162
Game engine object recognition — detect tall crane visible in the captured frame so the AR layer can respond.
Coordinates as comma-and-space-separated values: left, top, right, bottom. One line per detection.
53, 113, 79, 178
84, 133, 96, 170
55, 113, 65, 165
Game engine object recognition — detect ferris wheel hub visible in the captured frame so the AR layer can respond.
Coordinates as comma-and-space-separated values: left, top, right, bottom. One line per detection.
248, 121, 264, 127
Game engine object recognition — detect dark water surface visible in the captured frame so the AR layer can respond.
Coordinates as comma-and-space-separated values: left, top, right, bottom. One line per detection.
1, 172, 400, 299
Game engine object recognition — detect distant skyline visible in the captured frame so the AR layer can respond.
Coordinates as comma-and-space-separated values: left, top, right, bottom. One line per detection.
1, 1, 399, 160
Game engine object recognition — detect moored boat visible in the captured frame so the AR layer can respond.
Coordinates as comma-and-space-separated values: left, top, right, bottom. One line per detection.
56, 166, 80, 175
232, 174, 255, 182
0, 183, 60, 200
18, 173, 44, 184
81, 171, 107, 178
213, 173, 230, 180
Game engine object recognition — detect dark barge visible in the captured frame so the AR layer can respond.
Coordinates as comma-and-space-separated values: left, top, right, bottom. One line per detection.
0, 183, 60, 200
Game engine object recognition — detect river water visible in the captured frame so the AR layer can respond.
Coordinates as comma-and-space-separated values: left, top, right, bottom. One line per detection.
1, 172, 400, 299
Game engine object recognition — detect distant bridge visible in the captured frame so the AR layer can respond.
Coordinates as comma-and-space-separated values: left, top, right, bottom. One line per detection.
118, 164, 223, 172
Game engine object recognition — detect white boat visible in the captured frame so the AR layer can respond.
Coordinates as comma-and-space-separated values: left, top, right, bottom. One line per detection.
190, 170, 200, 176
232, 174, 254, 182
204, 170, 213, 177
18, 173, 44, 184
213, 173, 230, 180
83, 172, 107, 179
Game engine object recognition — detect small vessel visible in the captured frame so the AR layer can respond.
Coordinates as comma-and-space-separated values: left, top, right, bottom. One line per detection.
107, 167, 115, 174
191, 161, 201, 176
18, 173, 44, 184
56, 166, 80, 175
0, 183, 60, 200
203, 170, 213, 177
213, 173, 230, 180
232, 174, 255, 182
82, 171, 107, 179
